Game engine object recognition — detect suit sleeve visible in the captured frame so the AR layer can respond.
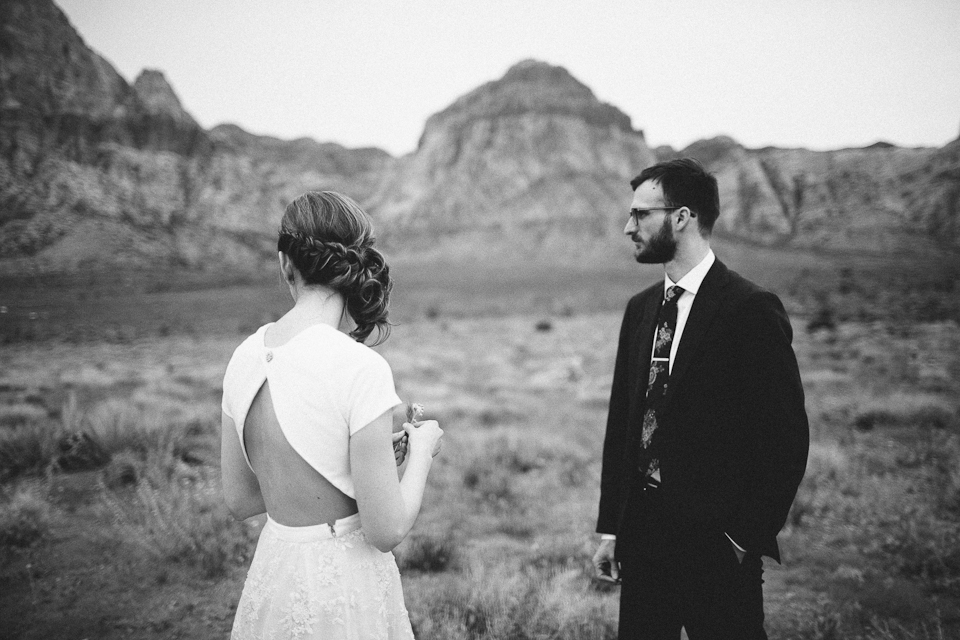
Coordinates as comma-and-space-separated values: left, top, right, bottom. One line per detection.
725, 291, 809, 552
597, 298, 639, 535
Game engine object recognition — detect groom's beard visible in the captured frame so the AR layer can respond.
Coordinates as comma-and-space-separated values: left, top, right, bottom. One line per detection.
634, 216, 678, 264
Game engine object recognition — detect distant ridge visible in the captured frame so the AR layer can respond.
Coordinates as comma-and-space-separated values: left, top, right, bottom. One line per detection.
680, 136, 960, 251
0, 0, 957, 275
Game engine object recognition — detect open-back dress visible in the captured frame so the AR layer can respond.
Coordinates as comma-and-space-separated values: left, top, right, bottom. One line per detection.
222, 323, 413, 640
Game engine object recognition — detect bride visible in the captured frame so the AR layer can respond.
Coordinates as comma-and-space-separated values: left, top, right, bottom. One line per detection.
220, 191, 443, 639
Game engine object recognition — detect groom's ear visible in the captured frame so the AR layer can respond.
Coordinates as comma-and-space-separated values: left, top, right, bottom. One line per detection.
675, 206, 697, 231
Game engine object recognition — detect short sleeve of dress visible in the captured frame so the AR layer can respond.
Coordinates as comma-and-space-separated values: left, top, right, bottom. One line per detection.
347, 353, 403, 435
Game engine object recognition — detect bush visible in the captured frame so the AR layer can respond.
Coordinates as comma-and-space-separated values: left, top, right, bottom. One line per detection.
99, 472, 257, 579
866, 508, 960, 595
405, 567, 619, 640
0, 481, 53, 549
851, 391, 957, 432
0, 404, 48, 429
397, 532, 458, 573
0, 420, 65, 482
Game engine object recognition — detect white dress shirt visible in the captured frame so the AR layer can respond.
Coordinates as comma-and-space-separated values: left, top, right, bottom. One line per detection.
659, 249, 716, 375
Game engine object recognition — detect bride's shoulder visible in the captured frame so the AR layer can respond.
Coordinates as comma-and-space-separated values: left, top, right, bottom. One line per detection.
233, 323, 271, 353
225, 324, 271, 367
304, 326, 393, 372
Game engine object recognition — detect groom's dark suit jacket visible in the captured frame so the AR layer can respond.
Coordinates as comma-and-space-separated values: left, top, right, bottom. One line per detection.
597, 259, 809, 563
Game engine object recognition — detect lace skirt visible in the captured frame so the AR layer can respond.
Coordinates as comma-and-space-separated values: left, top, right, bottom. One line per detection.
231, 513, 415, 640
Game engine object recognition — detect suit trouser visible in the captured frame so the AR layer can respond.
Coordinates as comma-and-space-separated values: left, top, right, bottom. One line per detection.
616, 485, 767, 640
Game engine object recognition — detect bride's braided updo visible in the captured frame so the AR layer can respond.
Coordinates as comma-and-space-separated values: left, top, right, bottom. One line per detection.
277, 192, 392, 345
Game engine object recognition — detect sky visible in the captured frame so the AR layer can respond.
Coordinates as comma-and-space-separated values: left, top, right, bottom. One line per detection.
57, 0, 960, 157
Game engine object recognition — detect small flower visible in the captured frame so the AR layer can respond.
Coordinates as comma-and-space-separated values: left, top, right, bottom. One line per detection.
406, 403, 425, 424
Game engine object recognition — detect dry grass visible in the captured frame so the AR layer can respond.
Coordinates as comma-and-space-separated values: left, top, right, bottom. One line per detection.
1, 299, 959, 638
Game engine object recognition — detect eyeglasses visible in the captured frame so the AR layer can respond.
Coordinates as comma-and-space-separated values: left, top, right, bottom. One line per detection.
628, 207, 682, 226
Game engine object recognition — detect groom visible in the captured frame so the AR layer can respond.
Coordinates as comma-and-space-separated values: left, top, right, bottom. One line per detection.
593, 159, 809, 639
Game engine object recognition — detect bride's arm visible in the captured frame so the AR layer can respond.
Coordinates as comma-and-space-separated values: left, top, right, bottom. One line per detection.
351, 409, 441, 552
220, 412, 266, 520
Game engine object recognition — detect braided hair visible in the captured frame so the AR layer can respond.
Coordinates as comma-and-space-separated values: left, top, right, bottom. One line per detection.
278, 192, 392, 345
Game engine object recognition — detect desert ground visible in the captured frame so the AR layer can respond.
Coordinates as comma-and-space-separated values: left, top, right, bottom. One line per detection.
1, 247, 959, 639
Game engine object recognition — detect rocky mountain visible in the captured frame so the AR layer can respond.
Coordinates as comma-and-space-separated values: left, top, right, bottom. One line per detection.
366, 60, 656, 240
680, 136, 960, 251
0, 0, 957, 275
0, 0, 391, 273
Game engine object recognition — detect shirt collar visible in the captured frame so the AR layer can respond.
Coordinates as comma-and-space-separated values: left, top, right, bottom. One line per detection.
664, 249, 716, 297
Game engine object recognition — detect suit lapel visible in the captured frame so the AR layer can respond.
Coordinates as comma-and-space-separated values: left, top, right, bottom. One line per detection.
663, 260, 730, 408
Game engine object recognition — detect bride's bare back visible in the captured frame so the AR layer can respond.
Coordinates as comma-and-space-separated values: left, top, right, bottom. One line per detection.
244, 379, 358, 527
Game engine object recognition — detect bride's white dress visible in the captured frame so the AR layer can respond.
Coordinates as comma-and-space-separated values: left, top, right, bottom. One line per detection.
232, 515, 413, 640
222, 323, 414, 640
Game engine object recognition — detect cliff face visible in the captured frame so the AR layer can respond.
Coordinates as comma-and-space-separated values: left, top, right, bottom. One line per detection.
0, 0, 957, 275
682, 137, 959, 251
0, 0, 391, 272
366, 60, 657, 238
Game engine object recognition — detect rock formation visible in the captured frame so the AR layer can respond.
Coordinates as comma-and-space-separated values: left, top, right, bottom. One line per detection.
0, 0, 957, 275
682, 136, 960, 251
366, 59, 656, 240
0, 0, 391, 273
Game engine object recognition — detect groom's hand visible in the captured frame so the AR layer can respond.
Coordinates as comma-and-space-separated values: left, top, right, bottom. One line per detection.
593, 538, 620, 584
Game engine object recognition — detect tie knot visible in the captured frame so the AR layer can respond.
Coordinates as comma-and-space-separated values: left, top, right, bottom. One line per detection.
664, 286, 685, 304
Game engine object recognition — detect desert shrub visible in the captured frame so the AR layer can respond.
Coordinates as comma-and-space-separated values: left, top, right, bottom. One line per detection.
82, 401, 174, 457
788, 442, 851, 527
460, 431, 593, 513
792, 596, 949, 640
406, 567, 618, 640
521, 539, 586, 573
100, 451, 143, 489
84, 404, 218, 482
99, 472, 257, 579
462, 463, 517, 508
464, 432, 590, 477
807, 299, 837, 333
474, 406, 524, 428
495, 514, 535, 539
0, 401, 218, 485
535, 319, 552, 332
0, 481, 53, 549
934, 439, 960, 515
396, 531, 458, 573
0, 404, 49, 429
854, 397, 956, 432
0, 420, 66, 482
794, 600, 849, 640
865, 508, 960, 595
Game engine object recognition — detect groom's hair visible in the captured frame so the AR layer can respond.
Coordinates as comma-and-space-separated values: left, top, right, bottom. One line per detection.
630, 158, 720, 236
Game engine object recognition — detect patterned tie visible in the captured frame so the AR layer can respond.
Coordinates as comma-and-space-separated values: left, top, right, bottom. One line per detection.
638, 285, 685, 482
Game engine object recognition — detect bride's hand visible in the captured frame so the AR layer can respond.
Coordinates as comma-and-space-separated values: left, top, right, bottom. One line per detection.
403, 420, 443, 459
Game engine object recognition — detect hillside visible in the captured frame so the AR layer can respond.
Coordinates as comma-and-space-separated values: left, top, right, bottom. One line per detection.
0, 0, 391, 273
366, 59, 656, 241
678, 136, 960, 251
0, 0, 958, 275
